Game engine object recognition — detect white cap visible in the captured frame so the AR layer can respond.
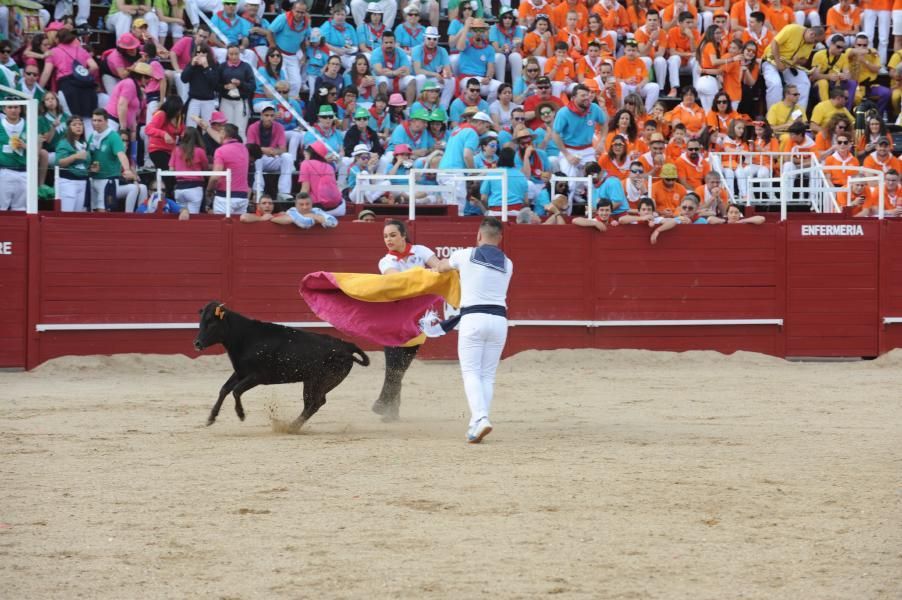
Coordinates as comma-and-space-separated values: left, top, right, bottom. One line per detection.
471, 111, 492, 123
366, 2, 383, 13
244, 0, 261, 4
257, 102, 275, 112
425, 26, 439, 38
352, 143, 371, 157
403, 4, 420, 14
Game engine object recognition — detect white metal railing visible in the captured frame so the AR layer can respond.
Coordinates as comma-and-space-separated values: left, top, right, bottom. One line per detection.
550, 175, 594, 215
196, 12, 330, 152
710, 151, 824, 207
0, 92, 40, 213
407, 168, 509, 221
779, 165, 884, 221
156, 169, 232, 216
355, 172, 457, 203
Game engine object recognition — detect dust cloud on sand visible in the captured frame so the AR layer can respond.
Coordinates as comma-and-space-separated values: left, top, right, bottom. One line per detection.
2, 349, 901, 599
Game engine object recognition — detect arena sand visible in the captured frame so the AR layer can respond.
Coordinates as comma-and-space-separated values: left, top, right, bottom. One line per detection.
1, 349, 901, 599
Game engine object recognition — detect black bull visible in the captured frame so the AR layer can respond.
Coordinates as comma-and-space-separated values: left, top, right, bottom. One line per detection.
194, 302, 370, 432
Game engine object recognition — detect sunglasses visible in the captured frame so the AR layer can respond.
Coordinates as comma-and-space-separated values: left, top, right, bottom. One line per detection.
526, 69, 539, 73
836, 140, 850, 145
24, 71, 38, 76
688, 147, 701, 151
612, 142, 625, 146
355, 117, 368, 121
788, 92, 800, 96
630, 169, 644, 174
716, 99, 728, 104
663, 178, 677, 182
467, 88, 480, 93
513, 116, 526, 121
537, 85, 550, 89
540, 111, 552, 116
680, 205, 695, 210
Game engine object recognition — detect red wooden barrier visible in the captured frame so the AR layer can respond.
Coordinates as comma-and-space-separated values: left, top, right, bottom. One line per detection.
0, 216, 28, 368
879, 219, 902, 354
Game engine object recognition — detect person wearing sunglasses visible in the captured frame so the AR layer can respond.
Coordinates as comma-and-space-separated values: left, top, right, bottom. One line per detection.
513, 58, 541, 105
823, 133, 861, 188
448, 77, 489, 127
810, 34, 854, 111
412, 27, 454, 106
456, 17, 503, 103
624, 161, 649, 208
809, 86, 854, 135
846, 33, 891, 116
765, 83, 807, 138
650, 193, 724, 244
761, 25, 824, 112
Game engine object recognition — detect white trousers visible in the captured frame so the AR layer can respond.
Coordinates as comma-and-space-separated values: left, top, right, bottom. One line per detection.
495, 52, 524, 85
213, 194, 249, 215
666, 56, 698, 89
621, 81, 661, 113
376, 75, 416, 97
641, 56, 668, 87
58, 178, 87, 212
185, 0, 225, 27
762, 61, 811, 114
118, 181, 147, 212
794, 10, 821, 27
281, 53, 304, 99
255, 153, 294, 195
351, 0, 398, 28
559, 146, 598, 178
54, 0, 90, 25
696, 75, 719, 111
218, 97, 249, 139
458, 313, 508, 428
89, 178, 117, 211
736, 164, 770, 199
175, 185, 204, 213
186, 98, 218, 125
108, 11, 160, 40
0, 169, 26, 211
863, 9, 891, 63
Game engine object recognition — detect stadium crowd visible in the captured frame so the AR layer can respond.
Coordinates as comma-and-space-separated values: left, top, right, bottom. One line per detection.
0, 0, 901, 224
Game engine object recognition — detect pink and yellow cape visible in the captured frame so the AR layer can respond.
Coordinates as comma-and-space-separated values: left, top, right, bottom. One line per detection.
300, 269, 461, 347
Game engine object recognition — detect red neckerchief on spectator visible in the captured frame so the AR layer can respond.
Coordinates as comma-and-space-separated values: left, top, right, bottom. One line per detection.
521, 147, 543, 177
241, 11, 259, 25
497, 23, 515, 43
482, 155, 498, 169
452, 123, 478, 137
567, 99, 589, 117
461, 93, 481, 106
423, 44, 437, 66
368, 105, 385, 127
216, 11, 234, 27
388, 243, 414, 259
402, 121, 423, 144
336, 98, 348, 111
331, 19, 346, 33
403, 24, 423, 40
367, 22, 385, 40
469, 38, 488, 50
313, 124, 333, 137
382, 48, 396, 70
287, 11, 309, 32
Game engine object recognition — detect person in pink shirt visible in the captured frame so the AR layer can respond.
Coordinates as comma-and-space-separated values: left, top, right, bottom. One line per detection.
206, 123, 251, 215
101, 33, 142, 95
169, 128, 209, 214
145, 95, 185, 199
247, 103, 294, 201
104, 62, 151, 145
299, 140, 344, 216
39, 28, 99, 134
170, 25, 212, 102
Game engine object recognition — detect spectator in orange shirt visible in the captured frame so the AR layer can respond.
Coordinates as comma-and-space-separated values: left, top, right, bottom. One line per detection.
666, 87, 706, 138
635, 11, 668, 89
700, 1, 730, 32
551, 0, 589, 31
626, 0, 650, 32
674, 138, 711, 190
696, 26, 735, 111
662, 0, 698, 29
522, 15, 555, 67
768, 0, 797, 32
794, 0, 823, 28
651, 162, 687, 217
857, 115, 894, 160
861, 0, 892, 63
544, 41, 578, 97
826, 0, 862, 45
582, 13, 618, 57
577, 41, 610, 88
862, 137, 902, 173
665, 12, 700, 97
741, 11, 774, 59
842, 180, 877, 215
593, 0, 630, 37
813, 113, 854, 161
823, 132, 861, 187
856, 168, 902, 217
556, 10, 587, 62
731, 0, 773, 31
696, 170, 731, 216
599, 135, 633, 180
720, 118, 750, 199
606, 109, 640, 153
518, 0, 555, 29
639, 131, 667, 177
614, 39, 660, 112
598, 64, 622, 118
666, 123, 689, 162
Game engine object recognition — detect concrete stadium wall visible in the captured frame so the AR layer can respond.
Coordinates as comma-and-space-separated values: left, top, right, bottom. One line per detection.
0, 213, 896, 369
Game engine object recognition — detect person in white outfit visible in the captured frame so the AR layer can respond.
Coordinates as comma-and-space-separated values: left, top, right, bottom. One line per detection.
431, 217, 513, 444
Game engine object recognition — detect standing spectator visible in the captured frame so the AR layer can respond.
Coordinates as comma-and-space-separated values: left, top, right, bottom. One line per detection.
104, 62, 152, 145
101, 33, 142, 94
169, 127, 209, 214
0, 104, 28, 211
40, 28, 99, 135
210, 0, 255, 66
265, 1, 311, 99
183, 43, 219, 127
207, 123, 250, 214
550, 84, 608, 178
248, 103, 294, 202
145, 95, 185, 200
299, 140, 344, 216
217, 43, 255, 139
241, 0, 269, 62
320, 3, 359, 70
456, 17, 502, 102
437, 110, 493, 207
412, 27, 454, 106
480, 147, 529, 214
55, 116, 90, 212
490, 7, 525, 84
88, 109, 135, 212
170, 26, 212, 102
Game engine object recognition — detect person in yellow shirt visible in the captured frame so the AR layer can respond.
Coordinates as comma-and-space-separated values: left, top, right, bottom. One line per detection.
809, 87, 855, 133
888, 48, 902, 115
766, 84, 808, 141
810, 34, 854, 107
845, 34, 892, 115
761, 24, 825, 110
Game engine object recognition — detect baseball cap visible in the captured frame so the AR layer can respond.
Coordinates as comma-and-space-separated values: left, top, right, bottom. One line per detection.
132, 18, 148, 28
258, 102, 275, 113
352, 143, 371, 157
583, 79, 600, 92
222, 0, 237, 4
877, 138, 891, 145
210, 111, 228, 124
471, 111, 492, 123
661, 163, 678, 179
625, 39, 638, 48
394, 144, 412, 154
310, 28, 322, 43
425, 26, 440, 39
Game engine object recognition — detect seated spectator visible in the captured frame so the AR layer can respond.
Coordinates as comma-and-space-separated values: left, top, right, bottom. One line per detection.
371, 31, 416, 104
346, 143, 379, 204
449, 77, 490, 127
145, 95, 185, 200
619, 196, 664, 225
823, 132, 861, 187
248, 103, 294, 202
456, 17, 502, 102
277, 192, 339, 229
651, 163, 687, 217
809, 86, 854, 134
206, 123, 250, 215
354, 208, 378, 223
299, 140, 345, 216
240, 194, 276, 223
573, 198, 620, 231
113, 130, 148, 212
412, 28, 454, 107
696, 171, 730, 218
860, 129, 899, 170
725, 203, 767, 224
651, 193, 724, 244
479, 147, 529, 215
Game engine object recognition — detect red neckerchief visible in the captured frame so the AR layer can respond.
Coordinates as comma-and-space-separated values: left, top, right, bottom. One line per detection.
368, 105, 385, 127
497, 23, 515, 43
286, 11, 309, 32
567, 100, 589, 117
216, 10, 234, 28
331, 19, 346, 33
423, 44, 437, 66
336, 98, 348, 111
461, 93, 481, 106
403, 23, 423, 41
481, 155, 498, 169
388, 243, 414, 260
382, 49, 396, 70
452, 123, 478, 137
470, 38, 488, 50
521, 146, 543, 177
313, 124, 333, 137
367, 22, 385, 40
402, 121, 423, 144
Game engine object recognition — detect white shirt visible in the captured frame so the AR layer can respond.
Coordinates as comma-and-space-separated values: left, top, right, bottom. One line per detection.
449, 246, 513, 308
378, 244, 435, 274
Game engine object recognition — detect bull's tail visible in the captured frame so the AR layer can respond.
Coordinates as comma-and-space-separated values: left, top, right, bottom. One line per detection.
349, 344, 370, 367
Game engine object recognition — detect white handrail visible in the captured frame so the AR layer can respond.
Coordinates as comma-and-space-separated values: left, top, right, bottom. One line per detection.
778, 165, 885, 220
550, 175, 594, 215
406, 168, 508, 221
156, 169, 232, 216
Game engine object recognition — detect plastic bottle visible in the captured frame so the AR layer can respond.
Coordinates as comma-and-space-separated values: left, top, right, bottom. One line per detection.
96, 16, 104, 31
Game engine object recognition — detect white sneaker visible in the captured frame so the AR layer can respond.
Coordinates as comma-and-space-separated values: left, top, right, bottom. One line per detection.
467, 418, 492, 443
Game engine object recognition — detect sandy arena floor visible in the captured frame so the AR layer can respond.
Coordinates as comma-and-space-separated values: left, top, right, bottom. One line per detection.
1, 349, 901, 599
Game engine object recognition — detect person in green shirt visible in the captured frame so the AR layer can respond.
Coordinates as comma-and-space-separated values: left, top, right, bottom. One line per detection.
0, 103, 27, 210
55, 115, 91, 212
88, 109, 134, 211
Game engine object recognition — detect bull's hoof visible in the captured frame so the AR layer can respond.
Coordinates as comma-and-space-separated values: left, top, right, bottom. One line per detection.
287, 418, 306, 434
372, 400, 400, 422
236, 409, 246, 421
206, 418, 216, 427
